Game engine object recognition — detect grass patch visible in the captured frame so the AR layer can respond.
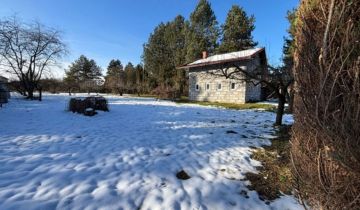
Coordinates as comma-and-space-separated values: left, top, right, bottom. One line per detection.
128, 94, 158, 98
175, 98, 276, 111
245, 125, 293, 201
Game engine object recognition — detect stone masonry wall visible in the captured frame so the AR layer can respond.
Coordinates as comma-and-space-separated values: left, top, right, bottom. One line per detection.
189, 71, 247, 103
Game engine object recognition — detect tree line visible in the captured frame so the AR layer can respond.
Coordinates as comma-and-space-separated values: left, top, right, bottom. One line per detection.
1, 0, 295, 126
31, 56, 147, 96
43, 0, 259, 97
1, 0, 294, 124
142, 0, 257, 97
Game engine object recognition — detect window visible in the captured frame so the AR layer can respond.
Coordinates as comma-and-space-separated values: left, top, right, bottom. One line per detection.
217, 83, 222, 90
231, 82, 236, 90
206, 83, 210, 91
195, 84, 199, 91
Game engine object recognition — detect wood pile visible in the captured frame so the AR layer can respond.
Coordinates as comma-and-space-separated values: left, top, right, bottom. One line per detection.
68, 96, 109, 116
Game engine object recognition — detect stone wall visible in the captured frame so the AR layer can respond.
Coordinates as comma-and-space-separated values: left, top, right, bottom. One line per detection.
188, 71, 247, 103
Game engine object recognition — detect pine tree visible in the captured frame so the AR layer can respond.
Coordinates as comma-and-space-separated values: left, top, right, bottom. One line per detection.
282, 9, 297, 70
218, 5, 257, 53
167, 15, 188, 95
135, 64, 144, 86
186, 0, 219, 62
104, 59, 126, 95
65, 55, 102, 81
64, 55, 102, 93
124, 62, 136, 91
168, 15, 187, 67
134, 64, 145, 95
107, 59, 123, 74
143, 23, 174, 87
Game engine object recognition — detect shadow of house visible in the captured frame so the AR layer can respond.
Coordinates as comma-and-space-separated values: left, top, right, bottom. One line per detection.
178, 48, 267, 104
0, 76, 10, 107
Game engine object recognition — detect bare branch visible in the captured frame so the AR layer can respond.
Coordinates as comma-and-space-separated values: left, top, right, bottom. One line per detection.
0, 16, 66, 98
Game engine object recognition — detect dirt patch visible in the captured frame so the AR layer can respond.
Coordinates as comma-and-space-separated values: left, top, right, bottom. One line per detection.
245, 125, 293, 201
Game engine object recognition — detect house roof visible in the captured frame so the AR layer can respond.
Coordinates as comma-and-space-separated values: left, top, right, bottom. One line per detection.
0, 76, 8, 83
177, 48, 265, 69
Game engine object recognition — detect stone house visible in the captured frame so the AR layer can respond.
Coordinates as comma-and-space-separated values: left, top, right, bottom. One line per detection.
0, 76, 10, 105
178, 48, 267, 104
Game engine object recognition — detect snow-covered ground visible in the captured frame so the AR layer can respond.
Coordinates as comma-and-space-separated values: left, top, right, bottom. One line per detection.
0, 94, 303, 210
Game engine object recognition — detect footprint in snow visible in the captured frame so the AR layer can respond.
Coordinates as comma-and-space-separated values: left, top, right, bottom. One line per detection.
228, 201, 237, 206
226, 130, 238, 134
239, 190, 250, 199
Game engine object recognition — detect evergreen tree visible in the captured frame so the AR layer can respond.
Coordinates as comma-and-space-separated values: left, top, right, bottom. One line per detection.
282, 9, 297, 70
167, 15, 188, 95
104, 59, 126, 95
143, 15, 188, 95
186, 0, 220, 62
218, 5, 257, 53
143, 23, 174, 87
64, 55, 102, 93
168, 15, 187, 67
107, 59, 123, 74
134, 64, 145, 95
135, 64, 144, 86
124, 62, 136, 91
65, 55, 102, 81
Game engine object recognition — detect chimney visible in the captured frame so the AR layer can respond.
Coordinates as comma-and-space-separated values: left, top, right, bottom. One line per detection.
202, 51, 208, 59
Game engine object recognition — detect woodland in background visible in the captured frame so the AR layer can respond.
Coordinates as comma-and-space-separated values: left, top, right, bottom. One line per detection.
58, 0, 260, 97
9, 0, 295, 105
142, 1, 258, 98
4, 0, 296, 126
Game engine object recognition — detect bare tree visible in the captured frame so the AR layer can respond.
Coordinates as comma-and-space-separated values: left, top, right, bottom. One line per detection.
0, 16, 66, 99
211, 63, 293, 125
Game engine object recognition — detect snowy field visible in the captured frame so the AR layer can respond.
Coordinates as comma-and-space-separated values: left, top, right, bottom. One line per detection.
0, 94, 303, 210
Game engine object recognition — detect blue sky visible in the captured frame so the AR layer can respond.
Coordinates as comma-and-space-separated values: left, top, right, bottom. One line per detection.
0, 0, 299, 78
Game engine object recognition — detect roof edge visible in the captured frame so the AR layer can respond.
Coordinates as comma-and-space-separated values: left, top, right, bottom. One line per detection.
176, 48, 265, 69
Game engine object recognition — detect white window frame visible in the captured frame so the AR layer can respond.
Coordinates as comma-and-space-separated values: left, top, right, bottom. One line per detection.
217, 83, 222, 90
231, 82, 236, 90
195, 84, 200, 91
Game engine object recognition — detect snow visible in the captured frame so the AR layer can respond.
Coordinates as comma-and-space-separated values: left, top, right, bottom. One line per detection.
188, 48, 263, 66
0, 94, 303, 210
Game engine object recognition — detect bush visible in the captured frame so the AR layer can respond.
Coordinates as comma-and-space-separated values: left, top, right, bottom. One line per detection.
151, 86, 179, 99
291, 0, 360, 209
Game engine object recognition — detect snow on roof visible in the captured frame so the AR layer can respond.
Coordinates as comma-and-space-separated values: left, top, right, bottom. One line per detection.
178, 48, 265, 69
